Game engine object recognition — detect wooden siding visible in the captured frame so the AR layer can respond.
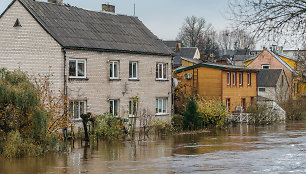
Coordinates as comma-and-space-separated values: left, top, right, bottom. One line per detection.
222, 71, 257, 112
182, 59, 195, 67
175, 66, 258, 112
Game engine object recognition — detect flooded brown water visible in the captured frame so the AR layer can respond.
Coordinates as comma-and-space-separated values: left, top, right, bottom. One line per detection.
1, 121, 306, 174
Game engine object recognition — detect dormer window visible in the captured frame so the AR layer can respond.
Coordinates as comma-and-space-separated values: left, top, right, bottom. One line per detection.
13, 18, 22, 27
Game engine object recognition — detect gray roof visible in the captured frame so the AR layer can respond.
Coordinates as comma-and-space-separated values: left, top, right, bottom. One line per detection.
180, 47, 197, 59
258, 69, 283, 87
182, 57, 202, 64
233, 55, 253, 61
12, 0, 173, 56
163, 40, 181, 48
173, 55, 182, 68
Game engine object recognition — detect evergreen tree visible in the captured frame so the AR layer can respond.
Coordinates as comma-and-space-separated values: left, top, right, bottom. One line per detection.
183, 97, 201, 130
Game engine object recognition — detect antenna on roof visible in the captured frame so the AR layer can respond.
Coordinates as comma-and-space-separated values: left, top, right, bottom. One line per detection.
133, 3, 136, 16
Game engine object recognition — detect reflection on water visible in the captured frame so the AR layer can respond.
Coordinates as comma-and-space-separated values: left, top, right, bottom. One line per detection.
1, 121, 306, 174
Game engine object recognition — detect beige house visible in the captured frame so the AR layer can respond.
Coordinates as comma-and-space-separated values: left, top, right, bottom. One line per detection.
0, 0, 173, 126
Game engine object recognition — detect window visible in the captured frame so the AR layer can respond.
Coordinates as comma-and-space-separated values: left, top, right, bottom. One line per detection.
129, 61, 138, 79
109, 99, 119, 116
156, 63, 167, 80
156, 98, 167, 114
262, 64, 270, 69
69, 59, 86, 78
129, 98, 138, 117
239, 72, 243, 86
233, 72, 237, 86
227, 72, 231, 86
247, 73, 251, 86
110, 61, 119, 79
69, 101, 86, 119
258, 88, 265, 92
226, 98, 231, 112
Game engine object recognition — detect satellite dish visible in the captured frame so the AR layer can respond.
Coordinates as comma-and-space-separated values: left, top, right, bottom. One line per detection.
173, 78, 179, 87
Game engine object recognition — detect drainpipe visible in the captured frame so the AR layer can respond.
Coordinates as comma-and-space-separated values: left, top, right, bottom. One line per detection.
171, 55, 174, 117
63, 47, 67, 96
62, 47, 68, 137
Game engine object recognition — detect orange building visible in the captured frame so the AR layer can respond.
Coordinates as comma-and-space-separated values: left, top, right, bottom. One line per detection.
175, 63, 258, 112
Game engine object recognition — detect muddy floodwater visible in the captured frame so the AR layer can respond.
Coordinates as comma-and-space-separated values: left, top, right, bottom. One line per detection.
1, 121, 306, 174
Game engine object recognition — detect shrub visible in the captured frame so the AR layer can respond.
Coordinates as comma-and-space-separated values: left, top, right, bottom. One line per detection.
93, 113, 126, 139
247, 103, 282, 125
172, 114, 184, 131
197, 97, 228, 128
182, 97, 202, 130
152, 118, 173, 134
0, 68, 47, 138
2, 131, 43, 158
280, 98, 306, 120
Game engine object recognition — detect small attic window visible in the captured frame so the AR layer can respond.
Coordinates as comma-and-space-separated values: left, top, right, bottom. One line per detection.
13, 18, 22, 27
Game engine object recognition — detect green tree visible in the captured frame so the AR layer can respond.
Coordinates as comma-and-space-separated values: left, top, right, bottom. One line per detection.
183, 97, 201, 130
0, 68, 48, 143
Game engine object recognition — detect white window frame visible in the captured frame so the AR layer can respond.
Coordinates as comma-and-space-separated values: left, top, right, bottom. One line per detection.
110, 61, 119, 79
69, 59, 86, 78
109, 99, 119, 116
129, 61, 138, 79
262, 64, 270, 69
227, 72, 231, 86
156, 98, 168, 115
156, 63, 168, 80
129, 98, 138, 117
247, 73, 251, 86
233, 72, 236, 86
239, 72, 243, 86
69, 100, 86, 119
258, 88, 266, 92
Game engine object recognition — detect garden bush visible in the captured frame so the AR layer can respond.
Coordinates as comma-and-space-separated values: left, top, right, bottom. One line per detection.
196, 97, 228, 128
93, 113, 126, 139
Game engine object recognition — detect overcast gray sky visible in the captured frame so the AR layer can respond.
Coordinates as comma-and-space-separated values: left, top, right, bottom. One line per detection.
0, 0, 230, 40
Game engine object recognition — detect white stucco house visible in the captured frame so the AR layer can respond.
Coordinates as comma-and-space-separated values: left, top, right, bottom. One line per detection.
257, 69, 289, 102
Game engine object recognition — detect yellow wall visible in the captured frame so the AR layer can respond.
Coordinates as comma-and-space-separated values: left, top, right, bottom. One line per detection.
174, 67, 221, 97
279, 56, 296, 69
175, 66, 258, 112
222, 72, 257, 112
182, 59, 195, 67
244, 59, 254, 66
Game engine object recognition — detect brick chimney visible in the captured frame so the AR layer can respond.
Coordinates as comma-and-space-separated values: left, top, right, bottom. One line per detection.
48, 0, 63, 4
175, 43, 181, 52
102, 4, 115, 13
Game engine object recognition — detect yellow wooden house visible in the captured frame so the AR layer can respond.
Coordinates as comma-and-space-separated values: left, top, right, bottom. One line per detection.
175, 63, 258, 112
245, 48, 306, 99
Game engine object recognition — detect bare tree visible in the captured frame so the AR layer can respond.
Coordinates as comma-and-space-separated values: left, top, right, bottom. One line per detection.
228, 0, 306, 45
177, 16, 212, 47
177, 16, 220, 60
218, 29, 256, 53
198, 29, 220, 61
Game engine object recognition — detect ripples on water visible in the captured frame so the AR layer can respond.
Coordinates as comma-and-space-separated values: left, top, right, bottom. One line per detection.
1, 121, 306, 174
